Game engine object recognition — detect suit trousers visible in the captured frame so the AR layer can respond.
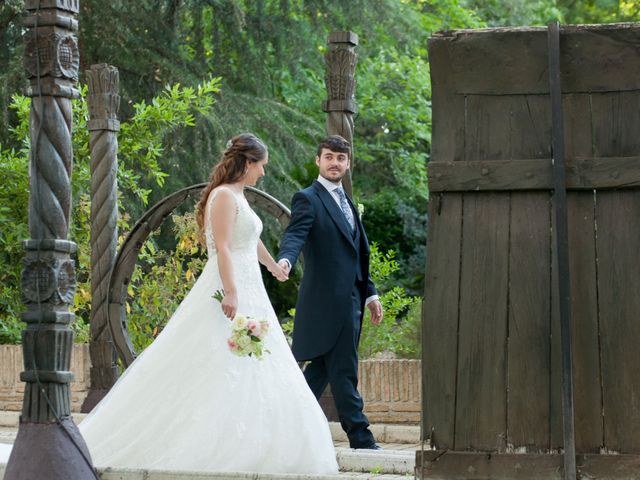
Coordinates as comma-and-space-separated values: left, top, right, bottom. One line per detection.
302, 285, 375, 448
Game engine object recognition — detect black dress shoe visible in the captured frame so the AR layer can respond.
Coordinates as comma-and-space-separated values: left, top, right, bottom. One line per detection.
356, 443, 382, 450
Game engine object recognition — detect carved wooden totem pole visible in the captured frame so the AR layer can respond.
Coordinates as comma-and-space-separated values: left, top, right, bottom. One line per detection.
323, 31, 358, 197
81, 64, 120, 412
5, 1, 96, 478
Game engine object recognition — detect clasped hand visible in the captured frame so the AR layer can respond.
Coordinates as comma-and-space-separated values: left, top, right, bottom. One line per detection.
268, 261, 289, 282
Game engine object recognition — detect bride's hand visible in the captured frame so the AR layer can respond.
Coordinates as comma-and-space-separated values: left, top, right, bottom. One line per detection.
221, 291, 238, 319
268, 262, 289, 282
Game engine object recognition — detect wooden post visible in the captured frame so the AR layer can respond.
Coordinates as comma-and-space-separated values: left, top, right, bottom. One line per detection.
323, 31, 358, 197
4, 0, 97, 478
81, 63, 121, 412
318, 30, 359, 421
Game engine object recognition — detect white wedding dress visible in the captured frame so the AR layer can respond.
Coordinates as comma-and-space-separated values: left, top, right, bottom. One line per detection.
0, 186, 338, 474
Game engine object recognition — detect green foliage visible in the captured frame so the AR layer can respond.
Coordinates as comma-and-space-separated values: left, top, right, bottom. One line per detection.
0, 145, 28, 343
358, 244, 422, 359
463, 0, 562, 25
0, 0, 26, 148
0, 80, 219, 344
464, 0, 640, 26
356, 47, 431, 202
126, 212, 205, 352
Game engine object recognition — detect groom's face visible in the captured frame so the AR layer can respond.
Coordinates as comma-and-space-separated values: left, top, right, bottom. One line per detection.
316, 148, 350, 184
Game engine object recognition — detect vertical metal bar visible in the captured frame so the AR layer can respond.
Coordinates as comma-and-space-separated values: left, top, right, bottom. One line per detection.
547, 21, 577, 480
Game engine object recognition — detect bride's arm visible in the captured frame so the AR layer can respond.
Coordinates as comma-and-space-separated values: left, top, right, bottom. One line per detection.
257, 240, 288, 281
209, 189, 238, 318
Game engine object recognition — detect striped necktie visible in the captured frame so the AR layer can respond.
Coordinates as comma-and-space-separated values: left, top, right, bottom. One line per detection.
335, 187, 355, 230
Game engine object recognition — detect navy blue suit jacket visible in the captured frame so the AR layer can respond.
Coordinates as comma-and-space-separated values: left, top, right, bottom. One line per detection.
279, 180, 377, 361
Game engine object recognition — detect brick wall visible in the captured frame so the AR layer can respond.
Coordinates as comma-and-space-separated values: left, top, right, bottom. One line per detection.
359, 359, 421, 424
0, 346, 421, 424
0, 344, 90, 412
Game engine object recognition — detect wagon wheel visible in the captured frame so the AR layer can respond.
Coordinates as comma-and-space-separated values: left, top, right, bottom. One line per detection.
106, 183, 291, 368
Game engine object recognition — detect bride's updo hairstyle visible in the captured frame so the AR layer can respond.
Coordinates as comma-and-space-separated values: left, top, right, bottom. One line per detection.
196, 133, 267, 244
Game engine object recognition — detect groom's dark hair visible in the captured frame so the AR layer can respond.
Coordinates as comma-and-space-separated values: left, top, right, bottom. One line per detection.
317, 135, 351, 158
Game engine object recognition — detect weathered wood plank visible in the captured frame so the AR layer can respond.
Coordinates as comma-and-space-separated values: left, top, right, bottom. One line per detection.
563, 94, 592, 160
505, 93, 553, 452
566, 192, 603, 453
429, 156, 640, 192
422, 193, 462, 449
429, 25, 640, 95
428, 31, 465, 163
428, 156, 640, 192
578, 453, 640, 478
592, 91, 640, 158
562, 92, 603, 452
509, 94, 552, 159
416, 450, 640, 479
418, 451, 563, 479
596, 190, 640, 453
464, 95, 514, 162
507, 192, 551, 451
455, 193, 510, 451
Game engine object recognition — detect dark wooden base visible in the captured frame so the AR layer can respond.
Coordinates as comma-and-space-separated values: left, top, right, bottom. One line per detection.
416, 450, 640, 479
4, 418, 96, 479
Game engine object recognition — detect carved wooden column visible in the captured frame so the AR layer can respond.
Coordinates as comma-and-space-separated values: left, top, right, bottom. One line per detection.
81, 64, 120, 412
317, 31, 359, 422
323, 31, 358, 197
4, 1, 96, 478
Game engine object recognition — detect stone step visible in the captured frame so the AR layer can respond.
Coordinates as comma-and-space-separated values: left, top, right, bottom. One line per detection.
328, 422, 419, 445
0, 441, 415, 476
0, 432, 14, 445
2, 465, 412, 480
0, 412, 419, 477
336, 448, 414, 475
0, 411, 420, 444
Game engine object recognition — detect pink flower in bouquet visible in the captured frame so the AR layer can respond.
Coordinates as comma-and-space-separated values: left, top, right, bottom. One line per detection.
247, 320, 261, 336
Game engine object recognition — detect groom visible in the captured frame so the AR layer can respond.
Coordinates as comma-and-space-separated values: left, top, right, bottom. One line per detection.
278, 135, 383, 450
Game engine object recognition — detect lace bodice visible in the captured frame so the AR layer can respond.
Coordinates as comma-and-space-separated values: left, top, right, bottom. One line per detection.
204, 187, 263, 258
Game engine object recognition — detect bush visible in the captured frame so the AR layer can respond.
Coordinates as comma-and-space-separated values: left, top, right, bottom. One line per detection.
126, 212, 206, 352
358, 244, 422, 359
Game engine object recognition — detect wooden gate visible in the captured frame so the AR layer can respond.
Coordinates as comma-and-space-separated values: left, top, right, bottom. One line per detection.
420, 24, 640, 477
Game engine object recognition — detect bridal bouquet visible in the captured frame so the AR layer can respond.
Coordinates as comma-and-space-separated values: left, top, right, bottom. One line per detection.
213, 289, 271, 359
228, 314, 270, 359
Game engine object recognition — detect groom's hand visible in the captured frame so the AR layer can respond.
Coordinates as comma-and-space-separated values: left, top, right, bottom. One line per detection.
367, 299, 383, 325
277, 259, 291, 278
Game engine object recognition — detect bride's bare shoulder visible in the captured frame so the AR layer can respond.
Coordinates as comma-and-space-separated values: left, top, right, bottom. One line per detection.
206, 185, 240, 220
207, 185, 237, 203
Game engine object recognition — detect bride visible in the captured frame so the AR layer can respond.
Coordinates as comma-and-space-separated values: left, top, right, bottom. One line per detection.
1, 133, 339, 474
